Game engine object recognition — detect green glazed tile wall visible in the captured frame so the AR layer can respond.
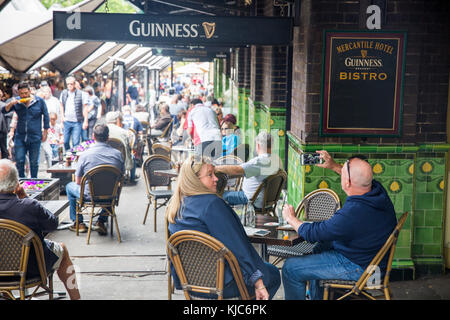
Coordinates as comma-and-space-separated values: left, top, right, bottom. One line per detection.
270, 112, 286, 168
286, 133, 450, 272
258, 105, 270, 132
412, 153, 446, 262
237, 97, 286, 168
215, 60, 223, 98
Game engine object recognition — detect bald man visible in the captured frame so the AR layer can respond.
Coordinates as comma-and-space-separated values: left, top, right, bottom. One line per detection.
281, 150, 397, 300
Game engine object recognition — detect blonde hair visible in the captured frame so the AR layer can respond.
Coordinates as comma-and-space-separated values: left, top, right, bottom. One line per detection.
165, 155, 217, 224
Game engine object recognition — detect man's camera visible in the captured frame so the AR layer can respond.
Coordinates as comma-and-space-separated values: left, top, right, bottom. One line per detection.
301, 153, 323, 165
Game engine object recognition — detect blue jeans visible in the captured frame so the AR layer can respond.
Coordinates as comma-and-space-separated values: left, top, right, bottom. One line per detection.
14, 138, 41, 178
223, 191, 248, 206
282, 249, 363, 300
189, 262, 281, 299
66, 182, 108, 224
50, 144, 59, 158
63, 121, 82, 151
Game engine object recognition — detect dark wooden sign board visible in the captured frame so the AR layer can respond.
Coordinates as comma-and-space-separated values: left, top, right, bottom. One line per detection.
53, 12, 292, 46
320, 30, 407, 137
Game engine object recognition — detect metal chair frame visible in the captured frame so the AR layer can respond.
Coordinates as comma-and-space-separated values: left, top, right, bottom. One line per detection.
215, 171, 228, 196
167, 230, 251, 300
76, 165, 124, 244
142, 154, 173, 232
249, 169, 287, 216
107, 137, 130, 180
0, 219, 54, 300
127, 128, 137, 150
152, 143, 172, 159
322, 212, 409, 300
215, 155, 244, 192
154, 118, 174, 143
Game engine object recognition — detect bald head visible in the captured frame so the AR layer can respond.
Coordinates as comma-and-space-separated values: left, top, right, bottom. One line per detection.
341, 157, 372, 195
349, 158, 372, 187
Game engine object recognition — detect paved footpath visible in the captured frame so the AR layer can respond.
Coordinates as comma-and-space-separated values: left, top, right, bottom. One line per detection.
40, 164, 450, 300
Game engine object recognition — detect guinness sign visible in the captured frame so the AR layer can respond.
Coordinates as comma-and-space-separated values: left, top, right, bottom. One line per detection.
202, 22, 216, 39
53, 12, 292, 46
320, 30, 407, 137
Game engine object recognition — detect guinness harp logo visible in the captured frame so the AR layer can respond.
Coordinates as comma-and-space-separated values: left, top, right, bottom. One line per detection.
361, 50, 368, 58
202, 22, 216, 39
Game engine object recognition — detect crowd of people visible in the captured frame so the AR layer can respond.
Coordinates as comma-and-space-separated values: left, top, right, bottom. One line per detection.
0, 74, 397, 301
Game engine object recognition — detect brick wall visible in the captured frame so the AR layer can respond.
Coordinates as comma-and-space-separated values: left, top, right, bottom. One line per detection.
249, 0, 290, 110
291, 0, 450, 145
236, 47, 250, 89
250, 45, 264, 101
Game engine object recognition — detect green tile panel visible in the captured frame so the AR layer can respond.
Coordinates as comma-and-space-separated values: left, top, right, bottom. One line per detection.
286, 133, 449, 274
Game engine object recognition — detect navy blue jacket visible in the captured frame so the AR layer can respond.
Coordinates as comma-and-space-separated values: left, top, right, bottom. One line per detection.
0, 193, 58, 277
169, 194, 268, 288
297, 180, 397, 271
2, 96, 50, 142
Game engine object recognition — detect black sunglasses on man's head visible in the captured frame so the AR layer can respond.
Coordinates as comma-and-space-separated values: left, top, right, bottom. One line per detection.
345, 155, 368, 185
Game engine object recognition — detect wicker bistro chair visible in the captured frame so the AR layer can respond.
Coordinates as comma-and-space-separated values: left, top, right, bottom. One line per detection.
246, 169, 287, 227
0, 219, 54, 300
167, 230, 251, 300
128, 128, 137, 149
76, 165, 124, 244
145, 133, 153, 157
142, 155, 174, 232
321, 212, 409, 300
215, 155, 244, 191
214, 171, 228, 196
152, 143, 172, 159
267, 188, 341, 265
107, 138, 129, 179
154, 118, 174, 143
140, 121, 149, 135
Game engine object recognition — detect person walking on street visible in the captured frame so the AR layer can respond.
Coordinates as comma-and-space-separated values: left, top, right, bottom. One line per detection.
59, 76, 90, 151
1, 82, 49, 178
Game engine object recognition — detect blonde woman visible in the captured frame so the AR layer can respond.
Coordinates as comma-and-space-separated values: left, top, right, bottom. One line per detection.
166, 155, 281, 300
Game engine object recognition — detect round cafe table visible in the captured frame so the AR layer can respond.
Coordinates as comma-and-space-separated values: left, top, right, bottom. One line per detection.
153, 169, 178, 178
47, 162, 77, 194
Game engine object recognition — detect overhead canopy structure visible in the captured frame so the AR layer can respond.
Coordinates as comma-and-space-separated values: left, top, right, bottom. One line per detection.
0, 0, 105, 74
29, 40, 86, 71
131, 55, 171, 72
0, 0, 11, 11
93, 44, 139, 74
113, 47, 154, 74
41, 41, 105, 74
127, 50, 153, 72
70, 42, 127, 74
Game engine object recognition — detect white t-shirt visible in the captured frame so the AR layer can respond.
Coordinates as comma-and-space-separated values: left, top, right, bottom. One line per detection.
240, 153, 282, 208
187, 104, 221, 143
